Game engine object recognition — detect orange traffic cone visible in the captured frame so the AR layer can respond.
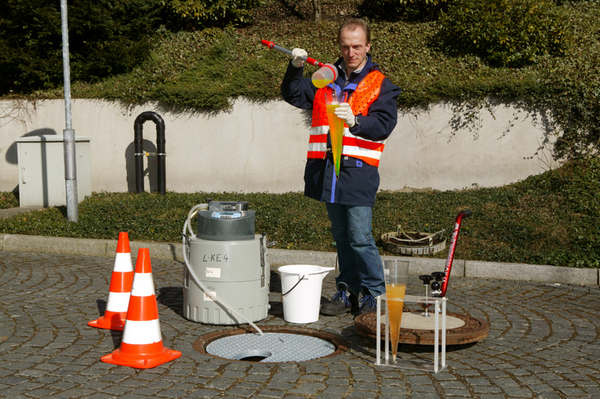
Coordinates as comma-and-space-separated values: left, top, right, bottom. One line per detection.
88, 232, 134, 331
101, 248, 181, 368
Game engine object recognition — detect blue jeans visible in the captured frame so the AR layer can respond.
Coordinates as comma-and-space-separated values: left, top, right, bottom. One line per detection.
326, 203, 385, 297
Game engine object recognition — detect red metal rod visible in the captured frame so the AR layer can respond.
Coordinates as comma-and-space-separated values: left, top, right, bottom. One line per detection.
440, 209, 472, 297
260, 39, 323, 67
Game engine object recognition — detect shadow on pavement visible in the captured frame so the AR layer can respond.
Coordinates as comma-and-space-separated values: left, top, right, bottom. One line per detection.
110, 330, 122, 349
95, 299, 107, 316
157, 286, 184, 317
270, 272, 281, 293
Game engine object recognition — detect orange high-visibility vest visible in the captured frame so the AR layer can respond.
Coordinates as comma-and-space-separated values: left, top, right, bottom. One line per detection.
308, 70, 386, 167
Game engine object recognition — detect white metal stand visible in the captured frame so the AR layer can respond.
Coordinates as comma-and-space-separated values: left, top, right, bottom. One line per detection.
375, 294, 447, 373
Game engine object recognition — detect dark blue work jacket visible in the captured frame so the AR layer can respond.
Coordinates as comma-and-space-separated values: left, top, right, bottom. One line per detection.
281, 55, 401, 207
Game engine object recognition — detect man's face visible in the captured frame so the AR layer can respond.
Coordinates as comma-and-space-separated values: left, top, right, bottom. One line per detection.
339, 26, 371, 73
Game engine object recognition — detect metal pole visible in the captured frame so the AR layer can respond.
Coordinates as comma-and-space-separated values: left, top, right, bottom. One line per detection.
61, 0, 78, 222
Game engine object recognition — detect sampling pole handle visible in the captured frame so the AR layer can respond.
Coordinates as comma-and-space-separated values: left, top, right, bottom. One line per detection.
260, 39, 323, 67
440, 209, 472, 297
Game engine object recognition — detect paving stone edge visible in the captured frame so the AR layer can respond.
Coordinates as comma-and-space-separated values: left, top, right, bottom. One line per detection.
1, 233, 598, 287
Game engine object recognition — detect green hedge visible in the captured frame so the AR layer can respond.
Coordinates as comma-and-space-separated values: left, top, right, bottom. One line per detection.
1, 158, 599, 267
437, 0, 569, 67
162, 0, 260, 27
360, 0, 450, 21
0, 192, 18, 209
0, 0, 163, 94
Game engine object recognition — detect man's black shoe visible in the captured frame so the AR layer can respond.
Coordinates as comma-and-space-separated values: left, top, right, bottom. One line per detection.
349, 293, 360, 316
358, 294, 380, 315
321, 289, 350, 316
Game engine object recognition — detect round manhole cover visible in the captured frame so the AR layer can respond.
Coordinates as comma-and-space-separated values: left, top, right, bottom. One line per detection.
354, 311, 489, 346
194, 326, 347, 363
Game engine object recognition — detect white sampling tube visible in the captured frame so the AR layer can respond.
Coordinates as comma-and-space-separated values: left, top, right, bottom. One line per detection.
182, 204, 264, 335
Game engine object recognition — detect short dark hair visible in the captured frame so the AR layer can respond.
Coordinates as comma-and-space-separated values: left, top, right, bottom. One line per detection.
338, 18, 371, 44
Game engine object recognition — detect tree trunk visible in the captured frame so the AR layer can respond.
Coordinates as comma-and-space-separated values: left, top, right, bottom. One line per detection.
312, 0, 321, 23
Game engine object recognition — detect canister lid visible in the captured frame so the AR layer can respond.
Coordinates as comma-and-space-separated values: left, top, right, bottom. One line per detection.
197, 201, 255, 241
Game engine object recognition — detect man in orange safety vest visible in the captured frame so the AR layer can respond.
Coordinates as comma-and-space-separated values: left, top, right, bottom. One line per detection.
281, 18, 401, 316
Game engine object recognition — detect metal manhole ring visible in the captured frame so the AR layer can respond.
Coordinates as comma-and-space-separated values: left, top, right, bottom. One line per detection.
382, 235, 446, 256
193, 325, 348, 363
354, 312, 489, 346
383, 239, 446, 256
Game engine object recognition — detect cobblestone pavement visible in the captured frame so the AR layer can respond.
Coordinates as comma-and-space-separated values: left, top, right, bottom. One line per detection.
1, 251, 599, 399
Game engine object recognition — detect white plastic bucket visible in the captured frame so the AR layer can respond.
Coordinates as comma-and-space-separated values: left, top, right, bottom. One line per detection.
278, 265, 334, 323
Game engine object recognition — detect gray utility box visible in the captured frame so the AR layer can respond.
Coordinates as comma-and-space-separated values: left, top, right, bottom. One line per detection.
183, 201, 270, 325
17, 135, 91, 207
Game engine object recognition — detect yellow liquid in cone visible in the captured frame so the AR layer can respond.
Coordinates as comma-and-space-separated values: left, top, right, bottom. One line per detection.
386, 283, 406, 362
312, 78, 332, 88
325, 104, 344, 177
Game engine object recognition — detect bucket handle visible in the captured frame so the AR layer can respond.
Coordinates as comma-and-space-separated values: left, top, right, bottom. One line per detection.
281, 274, 306, 296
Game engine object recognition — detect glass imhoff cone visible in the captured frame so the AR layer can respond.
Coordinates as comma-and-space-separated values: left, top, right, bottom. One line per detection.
325, 102, 344, 177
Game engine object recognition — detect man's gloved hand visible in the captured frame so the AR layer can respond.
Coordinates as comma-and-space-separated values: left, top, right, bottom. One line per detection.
291, 48, 307, 68
334, 103, 356, 128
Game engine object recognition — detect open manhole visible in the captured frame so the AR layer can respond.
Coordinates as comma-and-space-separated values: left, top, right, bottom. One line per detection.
193, 326, 347, 362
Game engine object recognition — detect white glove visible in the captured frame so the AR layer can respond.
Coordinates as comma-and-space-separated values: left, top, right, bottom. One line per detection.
334, 102, 356, 128
291, 48, 307, 68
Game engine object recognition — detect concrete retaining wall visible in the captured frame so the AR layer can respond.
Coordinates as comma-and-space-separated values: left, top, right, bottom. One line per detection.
0, 99, 558, 195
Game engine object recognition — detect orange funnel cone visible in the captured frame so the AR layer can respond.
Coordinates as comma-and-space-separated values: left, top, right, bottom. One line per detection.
88, 232, 134, 331
101, 248, 181, 368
